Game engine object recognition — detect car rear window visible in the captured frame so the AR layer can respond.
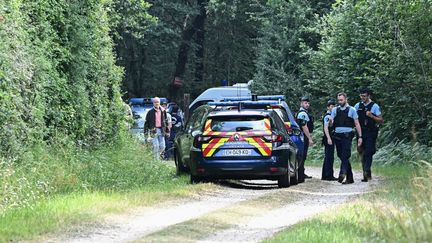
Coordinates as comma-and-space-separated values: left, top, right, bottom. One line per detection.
208, 116, 270, 132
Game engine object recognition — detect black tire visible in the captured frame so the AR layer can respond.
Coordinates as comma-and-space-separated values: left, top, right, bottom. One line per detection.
290, 160, 298, 185
190, 174, 202, 184
278, 170, 291, 188
174, 150, 188, 175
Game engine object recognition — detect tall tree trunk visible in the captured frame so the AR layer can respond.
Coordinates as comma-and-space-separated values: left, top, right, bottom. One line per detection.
169, 0, 208, 101
194, 0, 206, 82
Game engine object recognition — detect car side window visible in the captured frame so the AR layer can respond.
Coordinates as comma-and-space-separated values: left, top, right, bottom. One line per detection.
272, 113, 288, 136
186, 112, 199, 131
274, 108, 289, 122
192, 109, 207, 130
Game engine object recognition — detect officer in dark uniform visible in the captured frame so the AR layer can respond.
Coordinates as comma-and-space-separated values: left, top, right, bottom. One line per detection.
296, 96, 314, 182
322, 99, 338, 181
354, 88, 383, 182
330, 93, 363, 184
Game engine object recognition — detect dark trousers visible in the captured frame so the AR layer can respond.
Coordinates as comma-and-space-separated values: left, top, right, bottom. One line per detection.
334, 133, 353, 180
298, 136, 309, 180
361, 130, 378, 175
322, 140, 335, 179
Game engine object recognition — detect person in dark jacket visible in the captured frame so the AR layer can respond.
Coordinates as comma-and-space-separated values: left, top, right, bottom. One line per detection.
144, 97, 168, 160
330, 93, 363, 184
322, 99, 338, 181
354, 88, 383, 182
297, 96, 314, 182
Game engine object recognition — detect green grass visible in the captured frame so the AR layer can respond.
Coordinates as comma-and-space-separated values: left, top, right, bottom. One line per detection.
0, 135, 216, 242
263, 160, 432, 243
0, 177, 213, 242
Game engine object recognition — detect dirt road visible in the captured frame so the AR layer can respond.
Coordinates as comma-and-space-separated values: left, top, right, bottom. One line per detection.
54, 167, 379, 243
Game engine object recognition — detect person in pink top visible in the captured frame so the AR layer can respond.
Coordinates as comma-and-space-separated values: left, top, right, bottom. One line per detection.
144, 97, 168, 160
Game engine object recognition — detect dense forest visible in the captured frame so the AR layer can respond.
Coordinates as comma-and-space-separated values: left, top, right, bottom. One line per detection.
1, 1, 432, 240
1, 0, 431, 157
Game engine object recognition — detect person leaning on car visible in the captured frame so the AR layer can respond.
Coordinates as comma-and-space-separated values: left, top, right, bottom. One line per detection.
144, 97, 169, 160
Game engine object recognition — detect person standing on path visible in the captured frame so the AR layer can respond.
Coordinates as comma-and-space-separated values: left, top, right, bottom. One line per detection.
144, 97, 168, 160
296, 96, 314, 182
322, 99, 338, 181
354, 88, 383, 182
330, 93, 363, 184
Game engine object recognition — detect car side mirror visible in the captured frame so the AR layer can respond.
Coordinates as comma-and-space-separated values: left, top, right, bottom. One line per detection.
191, 130, 202, 137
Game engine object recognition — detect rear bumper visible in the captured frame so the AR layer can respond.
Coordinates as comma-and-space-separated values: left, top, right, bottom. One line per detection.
190, 150, 289, 180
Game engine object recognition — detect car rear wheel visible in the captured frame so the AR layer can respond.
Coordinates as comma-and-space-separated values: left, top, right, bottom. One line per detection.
190, 174, 203, 184
278, 170, 291, 188
290, 160, 298, 185
175, 150, 188, 175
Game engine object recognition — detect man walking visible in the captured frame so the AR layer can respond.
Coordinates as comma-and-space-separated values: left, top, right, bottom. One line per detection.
144, 97, 168, 160
297, 96, 314, 182
355, 88, 383, 182
322, 99, 338, 181
330, 93, 363, 184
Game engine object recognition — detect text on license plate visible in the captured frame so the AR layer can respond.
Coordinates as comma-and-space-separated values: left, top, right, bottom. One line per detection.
224, 149, 252, 156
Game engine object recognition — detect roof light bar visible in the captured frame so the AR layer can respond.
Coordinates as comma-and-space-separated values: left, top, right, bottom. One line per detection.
222, 95, 286, 102
208, 101, 279, 107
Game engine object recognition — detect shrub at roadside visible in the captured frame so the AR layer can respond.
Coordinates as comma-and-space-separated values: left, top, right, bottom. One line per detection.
0, 135, 175, 214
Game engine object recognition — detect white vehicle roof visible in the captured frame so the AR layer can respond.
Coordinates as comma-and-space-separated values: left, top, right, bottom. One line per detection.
189, 86, 251, 110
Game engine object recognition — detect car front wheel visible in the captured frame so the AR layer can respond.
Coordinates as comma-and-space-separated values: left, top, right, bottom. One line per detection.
175, 150, 188, 175
278, 169, 291, 188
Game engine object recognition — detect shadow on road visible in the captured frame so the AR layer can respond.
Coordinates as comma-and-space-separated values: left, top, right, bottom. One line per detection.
214, 180, 279, 190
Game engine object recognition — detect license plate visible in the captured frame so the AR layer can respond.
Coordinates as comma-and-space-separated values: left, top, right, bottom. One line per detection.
224, 149, 252, 156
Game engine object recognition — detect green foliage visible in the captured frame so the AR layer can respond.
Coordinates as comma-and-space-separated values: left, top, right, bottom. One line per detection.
0, 134, 174, 213
304, 0, 432, 144
0, 0, 126, 159
265, 158, 432, 242
252, 0, 314, 109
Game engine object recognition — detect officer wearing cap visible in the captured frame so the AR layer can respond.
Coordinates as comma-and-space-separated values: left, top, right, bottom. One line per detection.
330, 92, 363, 184
296, 96, 314, 182
354, 88, 383, 182
322, 99, 338, 181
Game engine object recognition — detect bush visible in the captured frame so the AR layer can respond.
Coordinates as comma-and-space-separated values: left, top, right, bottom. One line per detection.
0, 134, 174, 213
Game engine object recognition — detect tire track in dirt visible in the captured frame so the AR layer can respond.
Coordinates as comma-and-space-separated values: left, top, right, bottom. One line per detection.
52, 167, 379, 243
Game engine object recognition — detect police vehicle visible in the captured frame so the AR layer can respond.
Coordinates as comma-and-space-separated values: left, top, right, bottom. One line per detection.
222, 95, 304, 161
173, 102, 298, 188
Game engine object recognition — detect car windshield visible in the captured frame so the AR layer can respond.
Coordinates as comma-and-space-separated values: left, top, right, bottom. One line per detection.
209, 116, 269, 132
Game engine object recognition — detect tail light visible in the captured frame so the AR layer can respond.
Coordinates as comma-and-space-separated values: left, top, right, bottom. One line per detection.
264, 134, 284, 143
285, 124, 293, 135
193, 136, 211, 148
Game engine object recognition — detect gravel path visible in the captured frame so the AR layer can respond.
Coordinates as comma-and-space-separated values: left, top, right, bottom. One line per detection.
54, 167, 379, 243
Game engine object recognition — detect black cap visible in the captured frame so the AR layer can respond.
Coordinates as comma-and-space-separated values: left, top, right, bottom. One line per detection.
327, 99, 336, 106
299, 96, 310, 102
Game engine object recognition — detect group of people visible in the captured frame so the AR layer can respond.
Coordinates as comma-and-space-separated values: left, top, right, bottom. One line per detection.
143, 97, 183, 160
297, 88, 383, 184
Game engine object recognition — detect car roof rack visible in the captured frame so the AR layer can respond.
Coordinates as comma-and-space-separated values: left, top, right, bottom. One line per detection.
222, 95, 285, 102
208, 101, 280, 111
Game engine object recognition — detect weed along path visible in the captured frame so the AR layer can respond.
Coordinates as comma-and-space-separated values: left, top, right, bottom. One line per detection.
55, 167, 379, 243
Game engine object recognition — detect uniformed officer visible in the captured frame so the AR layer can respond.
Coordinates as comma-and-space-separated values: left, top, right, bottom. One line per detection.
330, 93, 363, 184
297, 96, 314, 182
354, 88, 383, 182
322, 99, 337, 181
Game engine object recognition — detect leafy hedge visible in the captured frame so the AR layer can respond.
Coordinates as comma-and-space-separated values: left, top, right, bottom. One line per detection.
0, 0, 124, 158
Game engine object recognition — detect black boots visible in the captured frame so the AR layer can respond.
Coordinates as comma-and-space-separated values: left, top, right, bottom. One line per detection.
361, 171, 372, 182
338, 173, 354, 184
